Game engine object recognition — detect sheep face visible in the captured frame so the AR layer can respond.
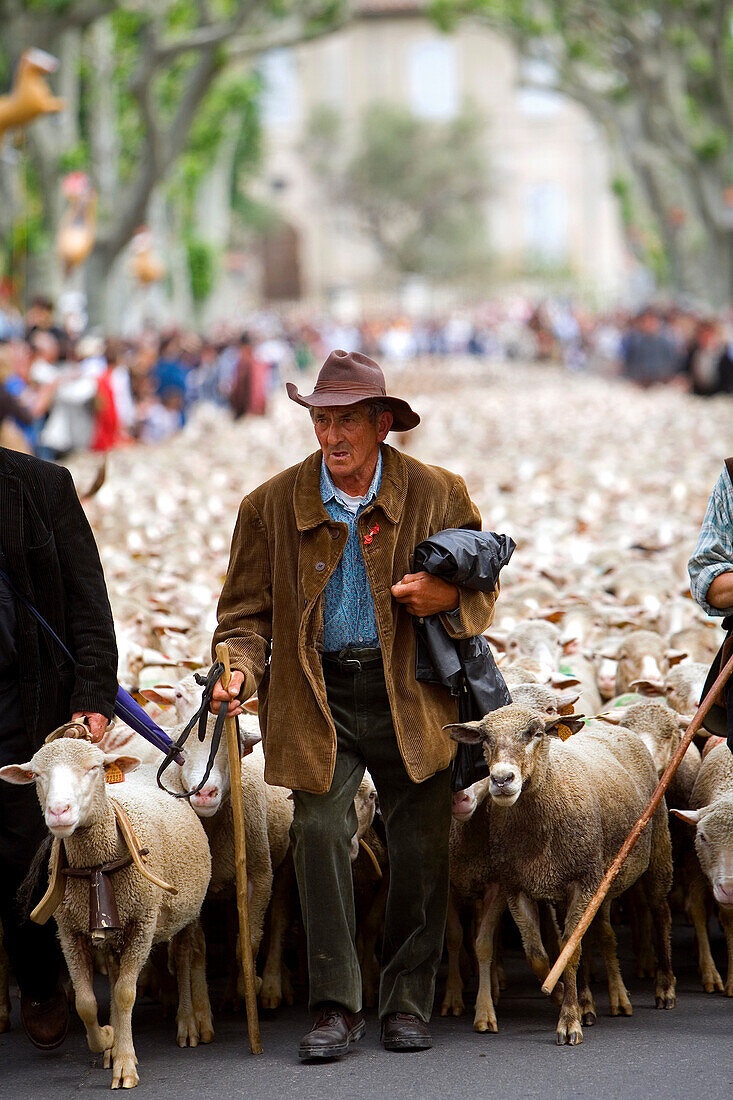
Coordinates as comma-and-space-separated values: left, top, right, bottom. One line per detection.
672, 798, 733, 909
611, 630, 680, 696
446, 705, 559, 808
0, 740, 139, 838
179, 722, 230, 817
664, 663, 706, 717
504, 622, 561, 684
451, 776, 492, 821
603, 701, 686, 776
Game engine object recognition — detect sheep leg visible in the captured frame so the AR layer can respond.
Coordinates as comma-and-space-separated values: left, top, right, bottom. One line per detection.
104, 951, 120, 1067
358, 880, 387, 1010
577, 950, 597, 1027
172, 924, 199, 1048
109, 920, 156, 1089
493, 918, 505, 996
58, 926, 113, 1057
261, 862, 291, 1011
719, 905, 733, 997
507, 893, 556, 997
246, 856, 273, 959
689, 872, 723, 993
596, 899, 633, 1017
556, 886, 590, 1045
190, 920, 214, 1042
441, 891, 465, 1017
628, 882, 656, 979
473, 882, 506, 1034
0, 934, 10, 1033
234, 862, 271, 1001
647, 892, 675, 1009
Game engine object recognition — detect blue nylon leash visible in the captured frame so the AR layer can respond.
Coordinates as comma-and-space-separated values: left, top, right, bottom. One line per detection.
0, 564, 183, 762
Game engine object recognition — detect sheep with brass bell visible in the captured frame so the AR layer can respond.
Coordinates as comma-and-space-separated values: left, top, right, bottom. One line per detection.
0, 731, 212, 1089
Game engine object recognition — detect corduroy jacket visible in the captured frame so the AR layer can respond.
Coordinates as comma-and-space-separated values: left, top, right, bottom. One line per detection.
0, 447, 118, 749
213, 443, 497, 793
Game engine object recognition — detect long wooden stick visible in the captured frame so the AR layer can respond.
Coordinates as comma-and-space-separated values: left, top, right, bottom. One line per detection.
215, 643, 263, 1054
542, 648, 733, 997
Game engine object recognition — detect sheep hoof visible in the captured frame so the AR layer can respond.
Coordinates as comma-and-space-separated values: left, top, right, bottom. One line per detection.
176, 1017, 200, 1047
473, 1017, 498, 1033
581, 1011, 596, 1027
724, 983, 733, 998
556, 1022, 583, 1046
111, 1057, 139, 1089
702, 971, 724, 993
440, 996, 464, 1017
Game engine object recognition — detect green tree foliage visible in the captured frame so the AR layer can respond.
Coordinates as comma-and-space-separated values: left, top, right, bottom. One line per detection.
430, 0, 733, 304
306, 102, 491, 281
0, 0, 347, 319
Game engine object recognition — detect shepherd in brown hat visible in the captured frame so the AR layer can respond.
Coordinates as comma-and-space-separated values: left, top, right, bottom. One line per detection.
211, 349, 498, 1059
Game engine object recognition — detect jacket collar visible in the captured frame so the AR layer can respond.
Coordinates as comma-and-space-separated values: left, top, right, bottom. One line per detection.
294, 443, 407, 531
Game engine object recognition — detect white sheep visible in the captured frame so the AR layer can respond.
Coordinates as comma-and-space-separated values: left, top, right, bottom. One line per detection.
671, 743, 733, 995
169, 710, 293, 1010
0, 738, 212, 1089
447, 704, 675, 1044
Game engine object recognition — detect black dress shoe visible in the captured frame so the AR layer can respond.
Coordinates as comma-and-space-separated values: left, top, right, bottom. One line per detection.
298, 1004, 366, 1061
20, 985, 69, 1050
381, 1012, 432, 1051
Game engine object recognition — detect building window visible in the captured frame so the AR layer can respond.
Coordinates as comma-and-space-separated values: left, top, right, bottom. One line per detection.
408, 39, 457, 119
260, 48, 298, 126
524, 182, 568, 263
516, 59, 563, 117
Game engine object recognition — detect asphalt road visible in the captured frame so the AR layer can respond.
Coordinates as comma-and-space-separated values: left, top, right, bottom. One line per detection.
2, 921, 732, 1100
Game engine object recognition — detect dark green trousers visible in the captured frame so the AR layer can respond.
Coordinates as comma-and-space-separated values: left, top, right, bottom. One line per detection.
291, 653, 452, 1021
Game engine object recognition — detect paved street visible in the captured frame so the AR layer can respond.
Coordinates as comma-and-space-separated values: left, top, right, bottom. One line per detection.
2, 921, 731, 1100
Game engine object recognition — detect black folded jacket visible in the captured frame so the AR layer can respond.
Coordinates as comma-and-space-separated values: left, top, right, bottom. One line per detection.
412, 528, 515, 790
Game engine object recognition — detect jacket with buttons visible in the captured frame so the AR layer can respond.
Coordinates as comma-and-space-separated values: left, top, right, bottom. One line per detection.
213, 443, 497, 793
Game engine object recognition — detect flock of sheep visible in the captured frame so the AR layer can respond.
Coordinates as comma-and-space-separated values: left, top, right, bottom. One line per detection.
0, 357, 732, 1087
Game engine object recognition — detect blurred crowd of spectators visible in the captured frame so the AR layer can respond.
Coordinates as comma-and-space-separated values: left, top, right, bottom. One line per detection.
0, 295, 731, 460
0, 296, 318, 459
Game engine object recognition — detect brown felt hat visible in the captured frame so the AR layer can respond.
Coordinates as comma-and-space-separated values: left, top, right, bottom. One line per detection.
286, 349, 420, 432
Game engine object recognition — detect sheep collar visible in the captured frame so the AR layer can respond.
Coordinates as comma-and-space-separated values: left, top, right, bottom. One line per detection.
30, 796, 177, 931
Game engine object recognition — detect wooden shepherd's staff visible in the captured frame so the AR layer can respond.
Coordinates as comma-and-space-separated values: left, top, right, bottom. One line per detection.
215, 643, 263, 1054
542, 648, 733, 998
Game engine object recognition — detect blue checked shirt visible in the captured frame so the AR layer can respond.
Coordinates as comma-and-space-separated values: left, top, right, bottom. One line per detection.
321, 451, 382, 652
689, 463, 733, 616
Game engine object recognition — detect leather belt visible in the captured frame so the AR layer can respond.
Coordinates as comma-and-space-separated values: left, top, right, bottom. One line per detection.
323, 646, 382, 671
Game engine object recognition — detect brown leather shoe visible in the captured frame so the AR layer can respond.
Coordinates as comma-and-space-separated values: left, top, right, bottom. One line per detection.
20, 985, 69, 1050
381, 1012, 432, 1051
298, 1004, 365, 1061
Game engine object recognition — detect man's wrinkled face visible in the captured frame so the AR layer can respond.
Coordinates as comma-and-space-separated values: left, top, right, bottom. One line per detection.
312, 404, 390, 483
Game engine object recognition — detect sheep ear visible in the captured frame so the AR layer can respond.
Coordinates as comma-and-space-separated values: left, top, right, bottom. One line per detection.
670, 808, 700, 826
630, 679, 665, 696
666, 649, 688, 667
103, 754, 140, 775
555, 689, 580, 713
0, 762, 36, 784
443, 721, 486, 745
243, 696, 259, 715
596, 709, 626, 725
484, 630, 507, 652
543, 714, 584, 737
551, 672, 582, 689
240, 730, 262, 751
676, 714, 692, 730
140, 686, 176, 706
